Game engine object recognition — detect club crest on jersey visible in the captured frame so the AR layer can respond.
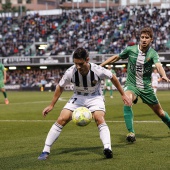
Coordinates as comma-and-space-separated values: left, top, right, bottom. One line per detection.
92, 80, 97, 85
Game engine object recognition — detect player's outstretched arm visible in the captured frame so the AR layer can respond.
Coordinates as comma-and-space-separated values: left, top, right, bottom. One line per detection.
42, 85, 64, 117
100, 55, 120, 67
111, 75, 132, 106
155, 63, 170, 82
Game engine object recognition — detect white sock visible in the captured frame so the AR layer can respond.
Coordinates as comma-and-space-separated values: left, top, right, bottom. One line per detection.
43, 123, 63, 153
98, 123, 111, 150
154, 88, 157, 93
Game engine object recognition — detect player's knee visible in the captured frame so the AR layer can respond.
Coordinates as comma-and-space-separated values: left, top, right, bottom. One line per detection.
57, 116, 70, 126
94, 116, 105, 126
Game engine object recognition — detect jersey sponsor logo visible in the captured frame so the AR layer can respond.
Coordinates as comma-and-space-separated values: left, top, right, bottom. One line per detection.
75, 86, 96, 93
92, 80, 98, 85
136, 65, 143, 72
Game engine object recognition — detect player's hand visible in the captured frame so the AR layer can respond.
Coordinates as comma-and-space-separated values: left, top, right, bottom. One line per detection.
42, 105, 54, 117
122, 94, 132, 106
161, 76, 170, 82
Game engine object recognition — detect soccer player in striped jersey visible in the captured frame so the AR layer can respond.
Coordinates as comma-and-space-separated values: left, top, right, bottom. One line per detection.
101, 27, 170, 143
0, 63, 9, 104
38, 47, 132, 160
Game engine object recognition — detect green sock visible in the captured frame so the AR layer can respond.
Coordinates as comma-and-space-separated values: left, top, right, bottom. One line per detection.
3, 91, 7, 98
110, 90, 113, 96
103, 89, 106, 95
161, 111, 170, 129
124, 106, 135, 133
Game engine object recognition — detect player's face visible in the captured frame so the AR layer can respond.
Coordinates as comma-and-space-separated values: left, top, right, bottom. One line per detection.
74, 57, 90, 76
139, 33, 153, 49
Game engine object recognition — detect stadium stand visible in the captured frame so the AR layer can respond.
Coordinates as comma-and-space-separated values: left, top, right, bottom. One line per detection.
0, 6, 170, 57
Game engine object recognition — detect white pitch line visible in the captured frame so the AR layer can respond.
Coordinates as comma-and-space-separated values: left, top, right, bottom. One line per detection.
0, 97, 67, 105
0, 120, 162, 123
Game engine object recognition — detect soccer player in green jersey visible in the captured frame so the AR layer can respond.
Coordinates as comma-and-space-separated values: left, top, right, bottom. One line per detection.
101, 27, 170, 142
0, 63, 9, 104
103, 65, 116, 98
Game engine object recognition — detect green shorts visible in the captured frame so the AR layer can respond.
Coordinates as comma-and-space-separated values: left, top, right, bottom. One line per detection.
124, 85, 159, 105
0, 80, 5, 89
105, 80, 112, 87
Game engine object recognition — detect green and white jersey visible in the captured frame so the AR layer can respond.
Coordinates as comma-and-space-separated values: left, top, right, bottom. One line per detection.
119, 45, 160, 89
111, 69, 116, 75
0, 63, 5, 81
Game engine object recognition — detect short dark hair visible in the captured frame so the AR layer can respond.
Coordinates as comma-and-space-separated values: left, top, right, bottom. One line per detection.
73, 47, 89, 60
140, 27, 153, 39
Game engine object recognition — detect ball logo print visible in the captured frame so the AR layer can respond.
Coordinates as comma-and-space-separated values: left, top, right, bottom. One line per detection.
72, 107, 92, 126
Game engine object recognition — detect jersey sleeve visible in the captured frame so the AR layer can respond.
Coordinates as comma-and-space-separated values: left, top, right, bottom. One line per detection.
94, 64, 113, 79
0, 64, 4, 71
153, 52, 160, 64
119, 47, 129, 59
58, 68, 72, 87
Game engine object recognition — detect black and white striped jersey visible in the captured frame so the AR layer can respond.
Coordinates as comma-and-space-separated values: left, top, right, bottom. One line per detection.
59, 63, 113, 96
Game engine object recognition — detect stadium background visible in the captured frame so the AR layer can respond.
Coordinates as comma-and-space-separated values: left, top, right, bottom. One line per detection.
0, 1, 170, 169
0, 0, 170, 91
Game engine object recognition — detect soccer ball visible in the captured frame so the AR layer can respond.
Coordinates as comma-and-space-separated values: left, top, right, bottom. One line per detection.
72, 107, 92, 126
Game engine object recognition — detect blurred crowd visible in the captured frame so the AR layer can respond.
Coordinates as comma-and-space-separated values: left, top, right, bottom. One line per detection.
0, 5, 170, 57
6, 66, 170, 88
6, 68, 66, 88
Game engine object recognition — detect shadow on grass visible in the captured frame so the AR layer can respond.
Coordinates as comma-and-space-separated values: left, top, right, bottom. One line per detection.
116, 133, 169, 146
136, 133, 169, 140
58, 146, 101, 155
0, 146, 110, 170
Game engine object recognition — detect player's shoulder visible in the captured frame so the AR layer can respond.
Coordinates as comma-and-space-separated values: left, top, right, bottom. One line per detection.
64, 65, 76, 75
90, 63, 106, 72
125, 45, 138, 51
148, 48, 160, 62
121, 45, 138, 54
148, 47, 158, 55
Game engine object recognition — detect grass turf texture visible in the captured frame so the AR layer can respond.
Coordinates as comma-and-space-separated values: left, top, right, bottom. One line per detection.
0, 91, 169, 170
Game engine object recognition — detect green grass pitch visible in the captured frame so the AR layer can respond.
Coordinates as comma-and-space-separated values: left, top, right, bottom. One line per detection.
0, 91, 169, 170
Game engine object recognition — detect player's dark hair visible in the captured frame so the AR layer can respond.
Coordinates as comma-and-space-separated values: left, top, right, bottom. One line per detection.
140, 27, 153, 39
73, 47, 89, 60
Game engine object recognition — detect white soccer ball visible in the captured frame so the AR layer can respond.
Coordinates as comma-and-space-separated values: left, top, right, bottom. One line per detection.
72, 107, 92, 126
